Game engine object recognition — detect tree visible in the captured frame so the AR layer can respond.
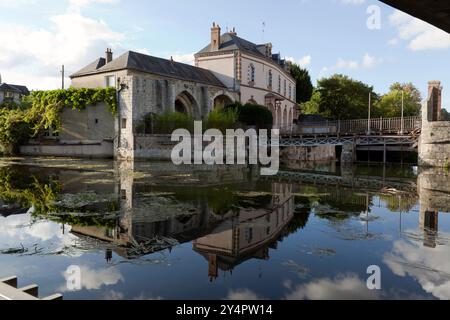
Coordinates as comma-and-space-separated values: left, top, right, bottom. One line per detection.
375, 82, 422, 118
301, 90, 321, 115
316, 74, 377, 120
442, 109, 450, 121
290, 63, 313, 104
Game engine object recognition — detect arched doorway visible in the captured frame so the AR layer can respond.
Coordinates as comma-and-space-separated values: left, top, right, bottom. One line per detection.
175, 91, 198, 117
214, 94, 233, 109
283, 107, 288, 128
276, 107, 282, 129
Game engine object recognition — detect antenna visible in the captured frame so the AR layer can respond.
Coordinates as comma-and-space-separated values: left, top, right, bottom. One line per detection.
262, 22, 266, 42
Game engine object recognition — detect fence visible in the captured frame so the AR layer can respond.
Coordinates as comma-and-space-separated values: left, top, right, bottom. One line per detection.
280, 116, 422, 136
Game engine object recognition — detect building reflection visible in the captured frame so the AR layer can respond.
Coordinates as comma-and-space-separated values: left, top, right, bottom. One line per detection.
193, 183, 295, 281
417, 168, 450, 248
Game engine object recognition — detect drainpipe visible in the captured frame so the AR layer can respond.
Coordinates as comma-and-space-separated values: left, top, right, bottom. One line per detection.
116, 81, 126, 153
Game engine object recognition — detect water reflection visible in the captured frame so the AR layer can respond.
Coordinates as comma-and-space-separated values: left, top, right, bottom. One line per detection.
1, 159, 450, 300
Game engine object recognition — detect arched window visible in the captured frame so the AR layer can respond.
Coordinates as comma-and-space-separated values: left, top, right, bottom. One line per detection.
278, 75, 281, 93
248, 64, 255, 84
268, 70, 273, 89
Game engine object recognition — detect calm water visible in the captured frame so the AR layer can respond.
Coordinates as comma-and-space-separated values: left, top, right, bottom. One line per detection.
1, 158, 450, 300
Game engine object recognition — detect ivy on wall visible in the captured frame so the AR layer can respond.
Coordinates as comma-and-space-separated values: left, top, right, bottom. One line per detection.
0, 87, 117, 155
25, 87, 117, 134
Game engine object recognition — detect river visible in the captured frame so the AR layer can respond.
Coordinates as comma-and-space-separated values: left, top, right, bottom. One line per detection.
0, 158, 449, 300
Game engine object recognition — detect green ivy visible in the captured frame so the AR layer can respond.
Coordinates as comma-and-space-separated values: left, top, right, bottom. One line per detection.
0, 88, 117, 155
25, 87, 117, 134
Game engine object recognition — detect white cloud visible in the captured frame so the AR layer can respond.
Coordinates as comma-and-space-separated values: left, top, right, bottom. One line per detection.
341, 0, 365, 5
362, 53, 376, 68
384, 237, 450, 300
226, 289, 263, 300
336, 58, 359, 69
284, 274, 380, 300
389, 10, 450, 51
69, 0, 119, 7
0, 5, 123, 90
167, 53, 195, 65
61, 265, 123, 291
286, 55, 312, 68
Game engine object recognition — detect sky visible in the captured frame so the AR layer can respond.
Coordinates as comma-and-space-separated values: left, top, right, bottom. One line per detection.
0, 0, 449, 109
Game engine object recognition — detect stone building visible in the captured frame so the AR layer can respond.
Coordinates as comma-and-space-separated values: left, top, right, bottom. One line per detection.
21, 24, 298, 159
196, 24, 298, 129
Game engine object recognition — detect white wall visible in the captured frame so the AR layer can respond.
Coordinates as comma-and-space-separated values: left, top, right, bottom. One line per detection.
196, 54, 236, 89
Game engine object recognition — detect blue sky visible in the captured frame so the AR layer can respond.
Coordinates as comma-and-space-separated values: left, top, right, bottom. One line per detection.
0, 0, 449, 108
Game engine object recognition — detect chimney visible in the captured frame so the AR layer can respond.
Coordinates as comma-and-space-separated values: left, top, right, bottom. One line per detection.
265, 43, 272, 58
229, 27, 237, 36
105, 48, 113, 63
211, 22, 221, 52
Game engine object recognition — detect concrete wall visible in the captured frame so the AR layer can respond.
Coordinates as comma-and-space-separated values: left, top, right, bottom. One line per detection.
60, 102, 115, 142
20, 141, 113, 158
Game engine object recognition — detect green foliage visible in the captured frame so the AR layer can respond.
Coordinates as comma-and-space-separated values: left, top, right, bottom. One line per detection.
301, 90, 321, 115
25, 88, 117, 135
374, 83, 422, 118
290, 63, 313, 104
442, 109, 450, 121
0, 108, 32, 155
226, 102, 273, 130
316, 74, 377, 120
204, 107, 239, 133
0, 88, 116, 155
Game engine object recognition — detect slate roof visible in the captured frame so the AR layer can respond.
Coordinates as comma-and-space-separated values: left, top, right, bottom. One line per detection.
0, 83, 30, 95
196, 33, 290, 71
71, 51, 226, 88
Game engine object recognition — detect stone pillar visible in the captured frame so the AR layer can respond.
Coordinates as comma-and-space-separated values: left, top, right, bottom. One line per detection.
419, 81, 450, 167
341, 142, 355, 163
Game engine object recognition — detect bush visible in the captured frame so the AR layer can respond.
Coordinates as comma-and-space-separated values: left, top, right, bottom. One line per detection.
204, 108, 239, 133
225, 102, 273, 130
0, 109, 32, 155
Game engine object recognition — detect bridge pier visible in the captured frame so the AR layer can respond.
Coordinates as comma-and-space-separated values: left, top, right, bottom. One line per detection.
419, 81, 450, 167
341, 142, 356, 163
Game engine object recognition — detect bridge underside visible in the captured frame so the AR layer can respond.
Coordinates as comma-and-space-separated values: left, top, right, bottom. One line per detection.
380, 0, 450, 33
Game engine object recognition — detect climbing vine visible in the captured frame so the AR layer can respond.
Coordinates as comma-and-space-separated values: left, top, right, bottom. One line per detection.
25, 87, 117, 134
0, 88, 117, 155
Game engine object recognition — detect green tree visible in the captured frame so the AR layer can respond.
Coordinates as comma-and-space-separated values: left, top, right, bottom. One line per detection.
301, 90, 321, 115
316, 74, 377, 120
375, 82, 422, 118
290, 64, 313, 104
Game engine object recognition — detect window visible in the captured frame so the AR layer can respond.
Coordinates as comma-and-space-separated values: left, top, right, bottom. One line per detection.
289, 84, 292, 100
268, 70, 273, 89
248, 64, 255, 84
284, 79, 287, 97
95, 119, 99, 124
245, 228, 253, 244
105, 75, 116, 88
121, 118, 127, 129
278, 75, 281, 93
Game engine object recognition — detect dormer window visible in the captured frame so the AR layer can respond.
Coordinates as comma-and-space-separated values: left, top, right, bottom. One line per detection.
248, 64, 255, 85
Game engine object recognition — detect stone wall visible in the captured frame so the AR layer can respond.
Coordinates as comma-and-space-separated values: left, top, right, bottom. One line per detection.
419, 81, 450, 167
417, 168, 450, 213
20, 141, 113, 158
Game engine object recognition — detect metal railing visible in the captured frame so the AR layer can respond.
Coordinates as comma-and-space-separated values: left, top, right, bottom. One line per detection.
279, 116, 422, 136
